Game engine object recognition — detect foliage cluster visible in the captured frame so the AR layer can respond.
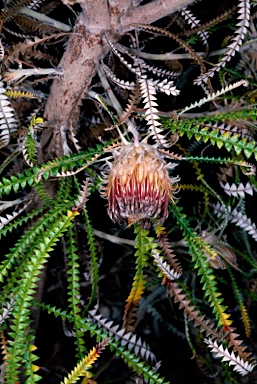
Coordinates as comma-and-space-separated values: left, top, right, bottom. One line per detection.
0, 0, 257, 383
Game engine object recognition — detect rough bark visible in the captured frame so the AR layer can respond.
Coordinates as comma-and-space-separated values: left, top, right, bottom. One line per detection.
41, 0, 196, 161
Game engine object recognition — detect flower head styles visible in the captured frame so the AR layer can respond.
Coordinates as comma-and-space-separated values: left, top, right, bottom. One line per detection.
102, 142, 179, 228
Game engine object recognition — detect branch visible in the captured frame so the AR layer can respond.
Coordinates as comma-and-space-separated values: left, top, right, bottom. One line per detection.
42, 11, 110, 161
18, 7, 72, 32
42, 0, 197, 162
120, 0, 197, 31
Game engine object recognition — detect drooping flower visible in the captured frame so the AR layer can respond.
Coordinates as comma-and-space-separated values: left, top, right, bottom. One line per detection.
101, 142, 179, 228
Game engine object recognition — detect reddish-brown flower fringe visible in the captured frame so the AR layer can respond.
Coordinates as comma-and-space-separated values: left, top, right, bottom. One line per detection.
101, 143, 178, 228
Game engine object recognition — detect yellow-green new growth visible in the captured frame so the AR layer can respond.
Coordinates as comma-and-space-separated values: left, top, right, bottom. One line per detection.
61, 339, 109, 384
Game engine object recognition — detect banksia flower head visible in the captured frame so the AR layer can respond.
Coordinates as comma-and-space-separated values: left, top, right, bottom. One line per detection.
101, 142, 179, 228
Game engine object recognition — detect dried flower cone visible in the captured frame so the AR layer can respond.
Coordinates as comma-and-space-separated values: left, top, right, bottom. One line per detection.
102, 143, 178, 228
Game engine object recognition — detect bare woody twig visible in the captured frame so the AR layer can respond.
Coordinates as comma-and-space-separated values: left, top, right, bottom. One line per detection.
121, 0, 197, 30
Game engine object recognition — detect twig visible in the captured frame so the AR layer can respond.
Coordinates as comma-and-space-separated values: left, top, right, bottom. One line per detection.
93, 229, 136, 246
120, 0, 196, 31
18, 7, 72, 32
